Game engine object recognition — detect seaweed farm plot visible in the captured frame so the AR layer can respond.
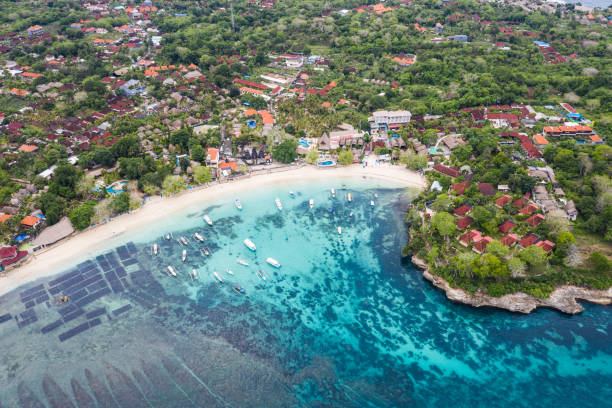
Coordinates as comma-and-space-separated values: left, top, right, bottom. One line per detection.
0, 242, 160, 344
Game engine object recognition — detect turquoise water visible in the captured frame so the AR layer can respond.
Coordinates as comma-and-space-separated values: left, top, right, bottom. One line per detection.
0, 176, 611, 408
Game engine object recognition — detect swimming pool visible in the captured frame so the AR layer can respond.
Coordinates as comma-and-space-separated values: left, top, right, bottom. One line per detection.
317, 160, 336, 167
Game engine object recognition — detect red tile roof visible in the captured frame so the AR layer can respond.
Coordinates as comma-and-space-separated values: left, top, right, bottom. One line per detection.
535, 240, 555, 252
453, 204, 472, 217
459, 229, 481, 246
478, 183, 495, 196
1, 250, 28, 267
451, 181, 470, 195
433, 164, 460, 178
500, 234, 518, 247
473, 236, 493, 253
512, 197, 527, 209
519, 233, 539, 248
526, 213, 545, 227
0, 245, 17, 259
498, 220, 516, 234
519, 203, 538, 215
494, 194, 512, 207
456, 216, 473, 230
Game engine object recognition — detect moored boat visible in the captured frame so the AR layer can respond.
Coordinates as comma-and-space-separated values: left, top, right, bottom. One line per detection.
309, 199, 314, 209
275, 198, 283, 211
180, 236, 188, 245
331, 188, 336, 198
234, 198, 242, 210
232, 285, 246, 295
165, 232, 172, 240
243, 238, 256, 251
349, 212, 354, 217
337, 226, 342, 235
266, 257, 281, 268
200, 246, 210, 256
347, 193, 352, 202
256, 270, 267, 281
370, 200, 375, 207
194, 232, 205, 242
191, 269, 198, 280
289, 191, 295, 198
203, 215, 213, 226
182, 249, 187, 262
153, 243, 158, 255
237, 259, 249, 266
213, 272, 223, 282
226, 267, 234, 275
167, 266, 177, 277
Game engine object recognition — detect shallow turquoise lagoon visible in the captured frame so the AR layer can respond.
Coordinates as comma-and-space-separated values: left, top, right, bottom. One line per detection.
0, 176, 610, 408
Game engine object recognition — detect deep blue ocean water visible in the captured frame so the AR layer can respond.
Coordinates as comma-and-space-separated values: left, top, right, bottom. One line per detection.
0, 176, 610, 408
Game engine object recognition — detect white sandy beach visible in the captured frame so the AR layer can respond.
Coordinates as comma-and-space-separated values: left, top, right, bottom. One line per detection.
0, 164, 425, 296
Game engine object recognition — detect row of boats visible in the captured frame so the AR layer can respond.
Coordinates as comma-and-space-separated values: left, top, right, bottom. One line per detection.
232, 189, 374, 213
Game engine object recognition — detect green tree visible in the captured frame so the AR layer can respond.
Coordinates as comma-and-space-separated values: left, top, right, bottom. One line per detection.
508, 257, 526, 277
69, 203, 95, 230
431, 212, 455, 244
110, 192, 130, 214
272, 139, 298, 163
338, 150, 354, 165
519, 246, 547, 269
38, 193, 65, 226
111, 136, 141, 158
193, 166, 212, 184
162, 175, 186, 194
93, 146, 115, 167
486, 240, 510, 258
305, 149, 319, 164
119, 157, 147, 179
431, 194, 452, 212
191, 145, 205, 163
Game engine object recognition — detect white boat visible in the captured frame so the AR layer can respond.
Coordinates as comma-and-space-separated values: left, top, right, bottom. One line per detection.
194, 232, 205, 242
167, 266, 177, 277
153, 243, 158, 255
182, 249, 187, 262
275, 198, 283, 211
331, 188, 336, 198
237, 259, 249, 266
200, 246, 210, 256
203, 215, 213, 226
256, 270, 267, 281
243, 238, 256, 251
234, 198, 242, 210
165, 232, 172, 240
374, 193, 379, 198
309, 199, 314, 209
347, 193, 352, 202
226, 268, 234, 275
213, 272, 223, 282
180, 236, 188, 245
266, 257, 281, 268
289, 191, 295, 198
370, 200, 375, 207
337, 226, 342, 235
191, 269, 198, 280
349, 212, 354, 217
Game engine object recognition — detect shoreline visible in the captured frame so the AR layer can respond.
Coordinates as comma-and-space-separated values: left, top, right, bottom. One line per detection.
0, 164, 425, 296
411, 255, 612, 315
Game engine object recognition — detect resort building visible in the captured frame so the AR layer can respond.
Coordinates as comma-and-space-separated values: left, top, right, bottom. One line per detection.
369, 110, 411, 130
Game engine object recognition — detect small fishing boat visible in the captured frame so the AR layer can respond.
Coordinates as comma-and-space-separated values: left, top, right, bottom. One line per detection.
200, 246, 210, 256
349, 212, 354, 217
337, 226, 342, 235
347, 193, 352, 202
309, 199, 314, 209
226, 267, 234, 275
237, 259, 249, 266
180, 236, 188, 245
167, 266, 177, 277
213, 272, 223, 282
234, 198, 242, 210
182, 249, 187, 262
165, 232, 172, 240
289, 191, 296, 198
370, 200, 375, 207
191, 269, 198, 280
374, 193, 379, 198
194, 232, 205, 242
243, 238, 256, 251
232, 285, 246, 295
275, 198, 283, 211
266, 257, 281, 268
256, 270, 267, 281
203, 215, 213, 226
153, 243, 158, 255
331, 188, 336, 198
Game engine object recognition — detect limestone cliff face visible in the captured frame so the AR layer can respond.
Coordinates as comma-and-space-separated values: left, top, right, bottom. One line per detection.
411, 256, 612, 315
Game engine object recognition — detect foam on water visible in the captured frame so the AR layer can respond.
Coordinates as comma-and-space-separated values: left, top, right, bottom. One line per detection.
0, 176, 610, 408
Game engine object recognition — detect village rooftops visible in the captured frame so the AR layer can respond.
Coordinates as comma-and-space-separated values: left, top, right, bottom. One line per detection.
519, 203, 538, 215
451, 181, 470, 195
526, 213, 545, 227
433, 164, 460, 178
519, 233, 540, 248
456, 216, 473, 230
478, 183, 495, 196
494, 194, 512, 207
498, 220, 516, 234
500, 233, 519, 247
459, 229, 482, 246
535, 240, 555, 252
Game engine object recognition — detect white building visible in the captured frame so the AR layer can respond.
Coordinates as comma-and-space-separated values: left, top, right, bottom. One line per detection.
369, 110, 412, 130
